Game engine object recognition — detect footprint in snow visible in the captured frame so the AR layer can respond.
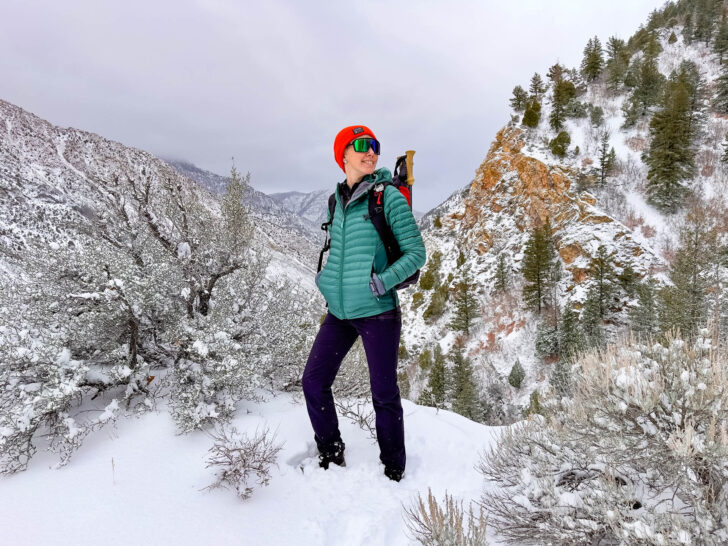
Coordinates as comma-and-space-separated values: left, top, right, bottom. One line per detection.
285, 442, 319, 471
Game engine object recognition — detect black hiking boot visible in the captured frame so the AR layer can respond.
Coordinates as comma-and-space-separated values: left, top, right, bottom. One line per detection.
318, 441, 346, 470
384, 466, 404, 482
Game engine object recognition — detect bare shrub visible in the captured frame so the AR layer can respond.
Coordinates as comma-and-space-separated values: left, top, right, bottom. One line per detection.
335, 398, 376, 439
641, 224, 657, 238
331, 339, 377, 437
205, 425, 282, 500
624, 209, 645, 230
626, 135, 648, 152
620, 157, 645, 188
696, 149, 717, 178
404, 488, 488, 546
479, 334, 728, 545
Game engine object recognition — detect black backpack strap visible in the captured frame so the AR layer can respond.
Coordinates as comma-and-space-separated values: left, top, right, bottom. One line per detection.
368, 185, 402, 265
317, 193, 337, 273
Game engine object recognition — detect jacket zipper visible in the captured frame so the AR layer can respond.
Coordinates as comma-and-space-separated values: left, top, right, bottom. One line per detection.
339, 204, 345, 314
339, 176, 376, 314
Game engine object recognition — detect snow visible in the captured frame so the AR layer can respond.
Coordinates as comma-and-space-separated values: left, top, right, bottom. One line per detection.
97, 399, 119, 423
192, 339, 209, 358
0, 394, 503, 546
177, 242, 191, 259
55, 348, 72, 365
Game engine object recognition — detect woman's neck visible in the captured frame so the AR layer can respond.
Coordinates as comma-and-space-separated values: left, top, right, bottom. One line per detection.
346, 172, 369, 188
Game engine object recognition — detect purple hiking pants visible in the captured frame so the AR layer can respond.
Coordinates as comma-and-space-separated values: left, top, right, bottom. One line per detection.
302, 307, 405, 471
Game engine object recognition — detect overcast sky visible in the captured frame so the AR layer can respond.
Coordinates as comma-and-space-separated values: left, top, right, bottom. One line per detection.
1, 0, 664, 212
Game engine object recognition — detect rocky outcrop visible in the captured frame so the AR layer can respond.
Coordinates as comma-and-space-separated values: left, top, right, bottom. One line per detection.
440, 124, 657, 290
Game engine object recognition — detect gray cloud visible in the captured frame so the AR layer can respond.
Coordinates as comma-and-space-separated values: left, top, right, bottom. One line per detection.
1, 0, 663, 211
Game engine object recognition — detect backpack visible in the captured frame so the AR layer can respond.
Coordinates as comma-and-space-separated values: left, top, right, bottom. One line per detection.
317, 154, 420, 290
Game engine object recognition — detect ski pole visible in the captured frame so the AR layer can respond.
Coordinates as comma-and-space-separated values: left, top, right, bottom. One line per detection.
405, 150, 415, 190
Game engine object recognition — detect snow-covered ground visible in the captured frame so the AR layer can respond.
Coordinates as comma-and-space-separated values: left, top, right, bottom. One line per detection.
0, 394, 502, 546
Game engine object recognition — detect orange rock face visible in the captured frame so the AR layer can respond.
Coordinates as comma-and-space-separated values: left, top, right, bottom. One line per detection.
443, 124, 649, 288
461, 126, 578, 235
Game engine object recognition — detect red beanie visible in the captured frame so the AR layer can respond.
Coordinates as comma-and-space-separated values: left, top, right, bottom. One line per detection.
333, 125, 377, 172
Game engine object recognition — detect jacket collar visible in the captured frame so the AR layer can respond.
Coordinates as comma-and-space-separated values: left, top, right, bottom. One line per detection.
338, 168, 392, 210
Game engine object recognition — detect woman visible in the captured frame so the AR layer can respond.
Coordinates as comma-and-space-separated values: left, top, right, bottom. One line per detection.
302, 125, 426, 482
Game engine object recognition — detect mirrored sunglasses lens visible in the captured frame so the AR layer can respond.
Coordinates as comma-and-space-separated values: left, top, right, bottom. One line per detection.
352, 139, 369, 153
352, 139, 380, 154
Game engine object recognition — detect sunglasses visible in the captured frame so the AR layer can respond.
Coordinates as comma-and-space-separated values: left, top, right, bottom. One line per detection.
348, 138, 381, 155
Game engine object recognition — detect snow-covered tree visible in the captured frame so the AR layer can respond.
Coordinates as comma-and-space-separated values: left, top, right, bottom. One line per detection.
529, 72, 546, 99
580, 36, 604, 82
449, 267, 479, 335
659, 206, 718, 340
480, 334, 728, 544
509, 85, 529, 111
522, 219, 558, 313
508, 359, 525, 389
0, 165, 318, 471
450, 350, 480, 421
418, 345, 447, 410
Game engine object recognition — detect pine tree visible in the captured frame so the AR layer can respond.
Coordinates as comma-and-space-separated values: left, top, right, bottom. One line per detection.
714, 68, 728, 114
605, 36, 628, 91
522, 219, 558, 313
644, 31, 663, 59
668, 31, 678, 44
682, 12, 694, 44
418, 348, 433, 371
677, 61, 707, 139
418, 269, 436, 290
644, 73, 695, 213
450, 350, 480, 420
722, 133, 728, 164
588, 245, 617, 318
589, 104, 604, 127
449, 268, 479, 335
551, 358, 571, 397
581, 36, 604, 82
617, 264, 638, 297
693, 0, 717, 43
456, 251, 466, 268
629, 281, 659, 339
418, 345, 447, 409
529, 73, 546, 98
492, 253, 510, 293
547, 63, 565, 84
549, 131, 570, 157
510, 85, 529, 112
659, 208, 716, 339
597, 132, 615, 185
558, 303, 583, 360
522, 100, 540, 128
714, 18, 728, 64
523, 391, 542, 417
550, 80, 576, 131
423, 283, 449, 323
508, 359, 525, 389
635, 56, 665, 113
581, 286, 604, 349
535, 316, 559, 360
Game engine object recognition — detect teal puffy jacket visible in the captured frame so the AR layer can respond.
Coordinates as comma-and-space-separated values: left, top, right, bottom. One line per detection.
316, 168, 426, 319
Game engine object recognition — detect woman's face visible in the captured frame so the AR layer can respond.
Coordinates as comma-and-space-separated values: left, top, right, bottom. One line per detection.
343, 138, 378, 178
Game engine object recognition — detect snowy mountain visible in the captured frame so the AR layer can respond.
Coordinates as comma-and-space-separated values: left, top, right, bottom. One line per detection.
3, 3, 728, 544
399, 12, 728, 414
0, 97, 323, 476
166, 159, 324, 245
268, 189, 332, 226
0, 99, 321, 286
268, 189, 426, 224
